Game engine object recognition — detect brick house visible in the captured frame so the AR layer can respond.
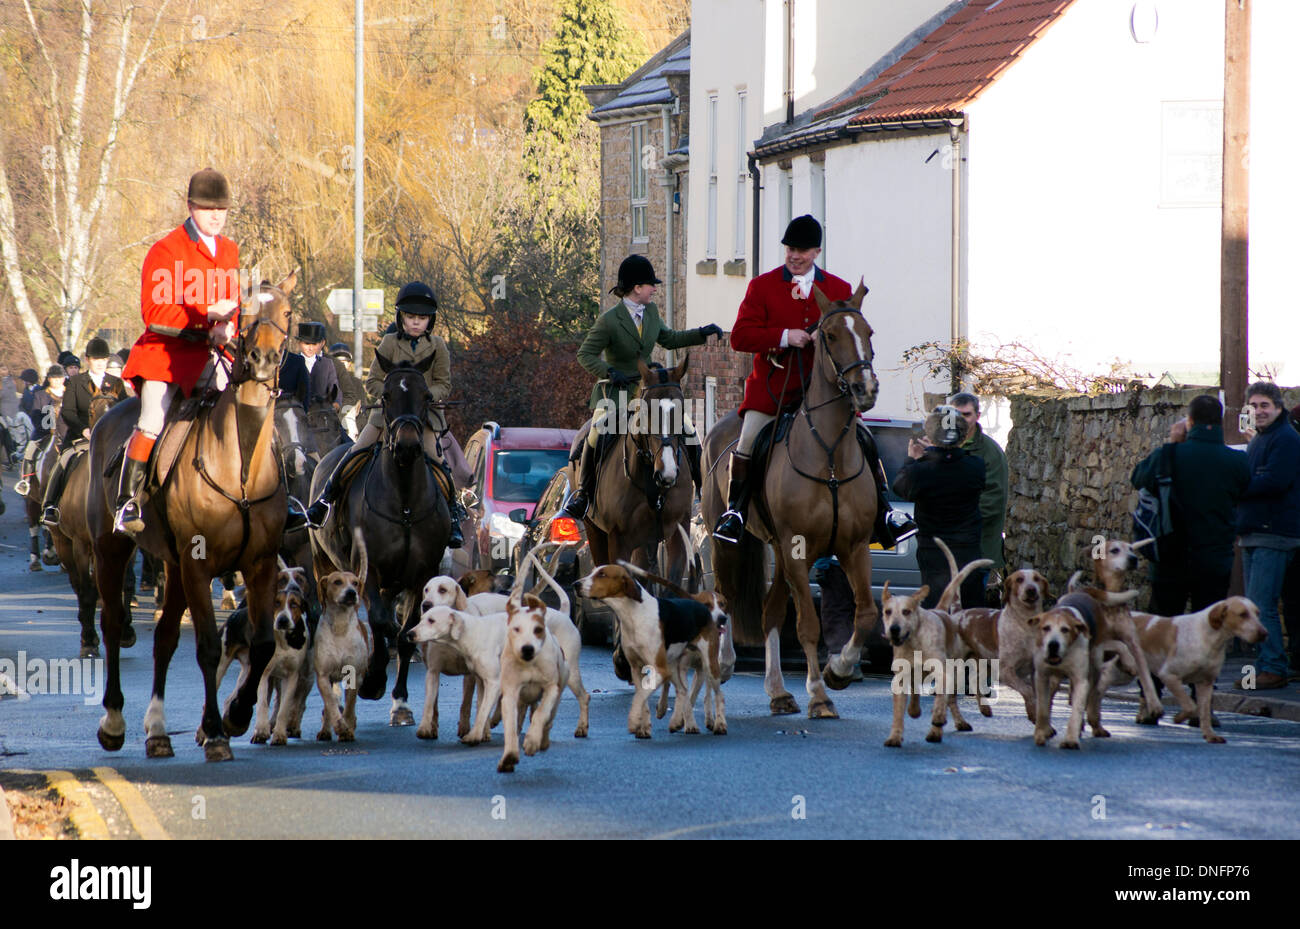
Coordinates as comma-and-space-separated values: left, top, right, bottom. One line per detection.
583, 31, 749, 431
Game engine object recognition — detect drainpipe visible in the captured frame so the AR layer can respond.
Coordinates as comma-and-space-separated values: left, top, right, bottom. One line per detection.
749, 153, 761, 275
948, 119, 963, 394
660, 104, 676, 365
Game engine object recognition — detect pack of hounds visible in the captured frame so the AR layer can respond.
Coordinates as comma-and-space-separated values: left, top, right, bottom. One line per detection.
214, 532, 1266, 772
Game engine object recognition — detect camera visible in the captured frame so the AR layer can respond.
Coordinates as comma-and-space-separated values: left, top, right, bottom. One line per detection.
1239, 407, 1255, 433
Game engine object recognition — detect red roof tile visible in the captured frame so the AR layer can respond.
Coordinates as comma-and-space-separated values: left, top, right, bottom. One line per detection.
818, 0, 1075, 126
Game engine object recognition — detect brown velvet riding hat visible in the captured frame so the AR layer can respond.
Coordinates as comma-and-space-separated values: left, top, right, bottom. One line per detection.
187, 168, 232, 209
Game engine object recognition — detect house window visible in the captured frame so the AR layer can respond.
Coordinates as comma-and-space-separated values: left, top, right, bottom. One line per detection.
734, 91, 748, 259
631, 122, 649, 241
810, 160, 826, 263
779, 166, 793, 234
706, 94, 718, 258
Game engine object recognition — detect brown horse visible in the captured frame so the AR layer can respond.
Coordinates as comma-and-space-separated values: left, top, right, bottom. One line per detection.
583, 356, 694, 582
52, 395, 137, 657
87, 272, 295, 761
701, 284, 879, 718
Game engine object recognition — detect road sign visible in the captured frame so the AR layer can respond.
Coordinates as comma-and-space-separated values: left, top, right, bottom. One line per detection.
326, 288, 384, 315
336, 314, 380, 332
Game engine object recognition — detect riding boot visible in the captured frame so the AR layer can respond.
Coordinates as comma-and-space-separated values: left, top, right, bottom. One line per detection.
305, 443, 372, 528
436, 457, 466, 549
113, 456, 150, 535
858, 426, 917, 549
712, 453, 750, 544
687, 440, 702, 496
560, 439, 600, 520
283, 496, 310, 532
40, 457, 66, 527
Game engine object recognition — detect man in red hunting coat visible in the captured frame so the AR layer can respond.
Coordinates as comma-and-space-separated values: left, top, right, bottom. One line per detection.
116, 168, 243, 535
712, 215, 916, 548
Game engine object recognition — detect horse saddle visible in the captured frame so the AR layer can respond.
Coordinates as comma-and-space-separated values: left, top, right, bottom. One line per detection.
102, 390, 209, 490
744, 411, 797, 497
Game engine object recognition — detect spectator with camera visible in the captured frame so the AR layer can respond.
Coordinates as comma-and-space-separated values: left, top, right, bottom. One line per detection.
1131, 394, 1249, 616
893, 405, 986, 609
1234, 382, 1300, 690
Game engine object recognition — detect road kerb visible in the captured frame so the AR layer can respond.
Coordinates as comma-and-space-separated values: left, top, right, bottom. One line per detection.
93, 767, 169, 840
46, 770, 110, 840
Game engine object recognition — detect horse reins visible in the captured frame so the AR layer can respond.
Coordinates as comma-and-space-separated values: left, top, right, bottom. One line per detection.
190, 290, 290, 568
779, 306, 874, 556
621, 377, 687, 544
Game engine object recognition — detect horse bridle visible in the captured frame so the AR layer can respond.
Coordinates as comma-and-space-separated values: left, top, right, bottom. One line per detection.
811, 307, 876, 405
379, 370, 431, 451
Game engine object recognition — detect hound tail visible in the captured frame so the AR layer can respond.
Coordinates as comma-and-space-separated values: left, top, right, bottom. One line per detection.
933, 536, 993, 613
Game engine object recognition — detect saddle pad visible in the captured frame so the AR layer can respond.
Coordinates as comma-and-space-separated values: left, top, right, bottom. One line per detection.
151, 397, 205, 490
337, 444, 378, 494
747, 411, 796, 491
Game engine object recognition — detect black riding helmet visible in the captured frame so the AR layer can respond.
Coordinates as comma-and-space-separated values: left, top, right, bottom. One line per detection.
395, 281, 437, 334
84, 337, 111, 359
328, 341, 352, 361
611, 255, 662, 296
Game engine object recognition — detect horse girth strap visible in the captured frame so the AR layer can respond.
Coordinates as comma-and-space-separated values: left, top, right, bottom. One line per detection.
785, 406, 866, 558
191, 406, 285, 569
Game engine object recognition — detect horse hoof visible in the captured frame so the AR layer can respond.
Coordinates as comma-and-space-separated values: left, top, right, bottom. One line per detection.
808, 700, 838, 719
79, 645, 99, 659
97, 727, 125, 752
119, 624, 137, 649
769, 695, 800, 715
145, 735, 174, 758
204, 737, 234, 762
222, 708, 251, 738
821, 665, 852, 691
390, 707, 415, 727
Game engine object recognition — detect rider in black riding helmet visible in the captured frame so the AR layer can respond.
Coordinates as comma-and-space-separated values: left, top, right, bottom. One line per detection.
299, 282, 467, 547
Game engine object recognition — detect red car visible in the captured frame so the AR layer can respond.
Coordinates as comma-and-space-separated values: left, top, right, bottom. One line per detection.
453, 422, 578, 574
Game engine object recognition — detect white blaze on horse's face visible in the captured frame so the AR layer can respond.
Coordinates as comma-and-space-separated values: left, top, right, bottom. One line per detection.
657, 398, 677, 485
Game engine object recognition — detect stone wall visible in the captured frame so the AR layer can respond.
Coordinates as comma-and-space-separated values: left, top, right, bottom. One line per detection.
1001, 385, 1300, 592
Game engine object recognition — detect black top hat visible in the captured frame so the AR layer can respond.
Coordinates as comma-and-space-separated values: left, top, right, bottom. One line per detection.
781, 214, 823, 249
296, 321, 328, 344
84, 337, 111, 359
187, 168, 232, 209
613, 255, 661, 295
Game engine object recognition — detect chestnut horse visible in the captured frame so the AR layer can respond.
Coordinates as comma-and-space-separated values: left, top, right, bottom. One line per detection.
583, 356, 694, 582
701, 284, 879, 718
87, 273, 295, 761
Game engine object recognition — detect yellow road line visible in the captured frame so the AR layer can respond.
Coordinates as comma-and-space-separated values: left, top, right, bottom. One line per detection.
46, 770, 110, 840
92, 767, 169, 840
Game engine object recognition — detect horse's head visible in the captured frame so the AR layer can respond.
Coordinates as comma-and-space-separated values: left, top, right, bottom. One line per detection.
812, 281, 878, 412
273, 397, 315, 478
375, 354, 433, 465
236, 270, 296, 385
88, 395, 114, 428
635, 355, 690, 490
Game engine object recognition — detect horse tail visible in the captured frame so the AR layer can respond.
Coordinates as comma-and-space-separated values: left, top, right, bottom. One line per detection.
713, 530, 766, 647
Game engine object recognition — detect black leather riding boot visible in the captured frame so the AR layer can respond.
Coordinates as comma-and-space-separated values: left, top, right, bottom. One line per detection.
305, 443, 371, 527
113, 457, 149, 535
712, 453, 750, 544
687, 440, 702, 495
436, 458, 465, 549
561, 439, 599, 519
40, 456, 67, 527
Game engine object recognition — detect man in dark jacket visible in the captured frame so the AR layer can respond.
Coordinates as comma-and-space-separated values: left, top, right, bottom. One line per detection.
1132, 394, 1250, 616
41, 338, 128, 526
893, 405, 985, 609
1235, 382, 1300, 689
329, 342, 364, 438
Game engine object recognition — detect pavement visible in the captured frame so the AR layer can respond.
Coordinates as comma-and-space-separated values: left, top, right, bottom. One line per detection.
1106, 655, 1300, 723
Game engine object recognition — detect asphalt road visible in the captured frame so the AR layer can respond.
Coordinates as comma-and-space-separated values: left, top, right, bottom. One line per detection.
1, 480, 1299, 840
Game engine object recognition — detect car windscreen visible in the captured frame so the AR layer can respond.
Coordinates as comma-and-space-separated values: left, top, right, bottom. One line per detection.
492, 449, 572, 503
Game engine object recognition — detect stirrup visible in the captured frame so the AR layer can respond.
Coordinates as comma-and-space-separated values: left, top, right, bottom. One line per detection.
713, 509, 745, 544
305, 498, 331, 530
113, 500, 144, 536
41, 505, 61, 528
14, 477, 30, 496
883, 511, 918, 547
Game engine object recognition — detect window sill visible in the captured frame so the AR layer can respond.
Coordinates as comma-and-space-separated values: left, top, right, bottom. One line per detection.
696, 259, 717, 275
723, 259, 747, 277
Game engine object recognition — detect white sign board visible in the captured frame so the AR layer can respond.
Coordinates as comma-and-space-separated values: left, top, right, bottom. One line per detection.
336, 314, 381, 333
326, 288, 385, 315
